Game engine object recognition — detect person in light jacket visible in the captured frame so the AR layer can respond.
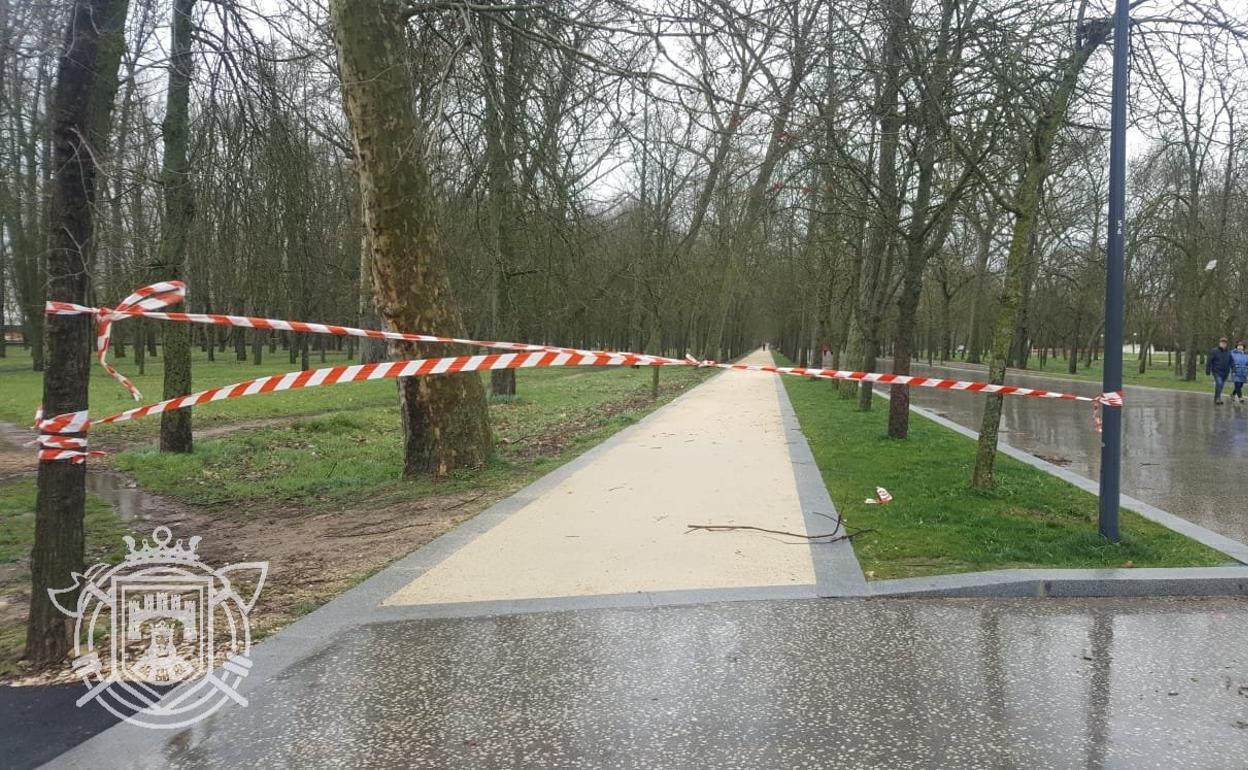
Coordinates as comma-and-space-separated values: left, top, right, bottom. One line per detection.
1231, 342, 1248, 404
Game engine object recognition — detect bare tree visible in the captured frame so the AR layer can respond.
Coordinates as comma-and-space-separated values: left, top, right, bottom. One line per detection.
26, 0, 129, 666
329, 0, 492, 477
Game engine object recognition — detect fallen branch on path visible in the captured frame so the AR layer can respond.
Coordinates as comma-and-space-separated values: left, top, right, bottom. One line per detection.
684, 523, 873, 543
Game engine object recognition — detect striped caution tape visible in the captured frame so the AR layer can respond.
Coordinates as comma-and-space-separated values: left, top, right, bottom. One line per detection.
92, 351, 658, 427
31, 408, 101, 464
34, 283, 1124, 462
45, 281, 674, 401
46, 281, 186, 401
1092, 390, 1124, 431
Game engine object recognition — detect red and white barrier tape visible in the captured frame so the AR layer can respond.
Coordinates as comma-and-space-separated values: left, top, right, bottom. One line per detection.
32, 408, 102, 464
46, 282, 186, 401
34, 283, 1124, 462
46, 281, 674, 401
1092, 390, 1124, 431
94, 351, 657, 427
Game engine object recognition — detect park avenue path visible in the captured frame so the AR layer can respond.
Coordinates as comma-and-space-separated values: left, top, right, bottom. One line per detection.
899, 360, 1248, 544
386, 347, 859, 607
42, 351, 1248, 770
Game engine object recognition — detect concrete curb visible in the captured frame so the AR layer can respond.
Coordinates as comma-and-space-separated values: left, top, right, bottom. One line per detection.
370, 583, 820, 622
870, 566, 1248, 598
771, 365, 870, 597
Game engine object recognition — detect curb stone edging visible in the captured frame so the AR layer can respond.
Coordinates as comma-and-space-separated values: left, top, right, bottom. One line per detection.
770, 361, 871, 598
869, 566, 1248, 598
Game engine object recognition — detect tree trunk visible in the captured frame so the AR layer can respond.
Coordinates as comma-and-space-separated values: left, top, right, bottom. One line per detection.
887, 164, 936, 438
330, 0, 491, 477
480, 12, 523, 400
855, 0, 907, 412
26, 0, 128, 666
252, 328, 264, 365
136, 319, 146, 373
156, 0, 195, 454
971, 22, 1111, 489
356, 203, 386, 365
1184, 331, 1199, 381
887, 0, 963, 437
966, 207, 999, 364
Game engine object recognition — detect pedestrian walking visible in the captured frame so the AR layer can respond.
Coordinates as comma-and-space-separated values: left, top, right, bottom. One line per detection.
1207, 337, 1234, 404
1231, 342, 1248, 404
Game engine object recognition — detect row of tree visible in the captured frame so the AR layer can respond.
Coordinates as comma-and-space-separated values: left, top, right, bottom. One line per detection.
7, 0, 1246, 663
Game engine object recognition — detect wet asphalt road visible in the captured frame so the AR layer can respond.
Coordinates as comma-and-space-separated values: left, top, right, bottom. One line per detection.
0, 684, 125, 769
898, 362, 1248, 544
68, 597, 1248, 770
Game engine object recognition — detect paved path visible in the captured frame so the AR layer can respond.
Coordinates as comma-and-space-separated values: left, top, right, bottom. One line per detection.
49, 597, 1248, 769
899, 361, 1248, 544
386, 348, 850, 606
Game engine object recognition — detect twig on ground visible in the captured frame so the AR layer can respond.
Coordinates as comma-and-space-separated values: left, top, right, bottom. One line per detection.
685, 523, 873, 543
444, 491, 488, 510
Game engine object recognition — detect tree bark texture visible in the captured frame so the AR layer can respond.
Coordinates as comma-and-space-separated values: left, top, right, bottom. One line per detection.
156, 0, 195, 453
330, 0, 492, 477
26, 0, 128, 665
971, 21, 1111, 488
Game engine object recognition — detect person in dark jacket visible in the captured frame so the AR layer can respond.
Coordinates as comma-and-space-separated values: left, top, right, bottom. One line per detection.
1207, 337, 1233, 404
1231, 342, 1248, 404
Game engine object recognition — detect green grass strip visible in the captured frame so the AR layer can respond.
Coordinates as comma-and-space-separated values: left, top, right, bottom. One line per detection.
778, 360, 1230, 580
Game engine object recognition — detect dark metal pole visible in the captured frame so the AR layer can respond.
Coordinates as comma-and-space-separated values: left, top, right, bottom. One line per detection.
1099, 0, 1130, 541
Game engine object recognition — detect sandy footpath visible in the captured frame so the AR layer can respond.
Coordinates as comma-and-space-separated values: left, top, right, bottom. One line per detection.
385, 348, 816, 605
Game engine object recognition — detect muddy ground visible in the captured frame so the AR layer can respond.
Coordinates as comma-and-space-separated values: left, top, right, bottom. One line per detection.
0, 421, 507, 685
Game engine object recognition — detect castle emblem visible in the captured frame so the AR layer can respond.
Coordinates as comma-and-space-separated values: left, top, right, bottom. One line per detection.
49, 526, 267, 729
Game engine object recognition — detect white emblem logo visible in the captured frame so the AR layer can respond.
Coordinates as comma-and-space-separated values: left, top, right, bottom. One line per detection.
49, 526, 267, 729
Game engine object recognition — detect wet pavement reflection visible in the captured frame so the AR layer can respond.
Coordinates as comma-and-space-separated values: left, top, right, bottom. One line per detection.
154, 598, 1248, 770
899, 362, 1248, 544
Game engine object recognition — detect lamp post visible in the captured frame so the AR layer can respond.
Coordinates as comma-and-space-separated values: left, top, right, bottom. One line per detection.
1098, 0, 1130, 542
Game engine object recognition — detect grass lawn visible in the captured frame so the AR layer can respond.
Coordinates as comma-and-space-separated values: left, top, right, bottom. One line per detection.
0, 480, 133, 676
108, 362, 710, 508
778, 360, 1232, 579
933, 350, 1215, 395
0, 346, 399, 444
